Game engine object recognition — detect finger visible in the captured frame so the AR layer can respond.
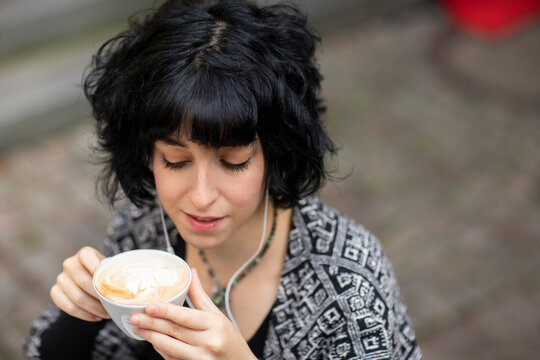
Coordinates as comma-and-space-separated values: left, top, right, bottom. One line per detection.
143, 302, 209, 331
78, 246, 105, 275
188, 268, 221, 313
56, 272, 109, 319
51, 284, 103, 322
131, 312, 201, 345
132, 325, 197, 359
63, 256, 99, 298
153, 347, 181, 360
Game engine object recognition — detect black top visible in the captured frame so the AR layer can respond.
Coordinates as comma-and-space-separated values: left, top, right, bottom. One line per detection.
248, 310, 271, 358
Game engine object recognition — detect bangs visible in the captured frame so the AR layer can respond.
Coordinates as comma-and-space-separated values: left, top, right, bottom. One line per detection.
142, 66, 258, 148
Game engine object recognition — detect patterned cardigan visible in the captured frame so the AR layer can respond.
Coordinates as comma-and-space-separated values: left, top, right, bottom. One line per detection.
25, 196, 421, 359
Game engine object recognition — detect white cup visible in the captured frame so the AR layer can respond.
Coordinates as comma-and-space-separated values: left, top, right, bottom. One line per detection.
93, 249, 191, 340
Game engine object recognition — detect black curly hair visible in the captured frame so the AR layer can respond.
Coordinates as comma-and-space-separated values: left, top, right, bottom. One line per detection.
84, 0, 336, 209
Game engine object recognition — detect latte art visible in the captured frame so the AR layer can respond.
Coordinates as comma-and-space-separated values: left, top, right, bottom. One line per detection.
95, 256, 189, 305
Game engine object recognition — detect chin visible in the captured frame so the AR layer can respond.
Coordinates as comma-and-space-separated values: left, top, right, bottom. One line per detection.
181, 231, 227, 249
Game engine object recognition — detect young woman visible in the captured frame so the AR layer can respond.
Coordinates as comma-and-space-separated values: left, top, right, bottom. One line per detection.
25, 0, 421, 359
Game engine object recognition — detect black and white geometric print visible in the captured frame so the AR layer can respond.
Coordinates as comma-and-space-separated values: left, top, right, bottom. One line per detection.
264, 197, 421, 359
24, 196, 421, 359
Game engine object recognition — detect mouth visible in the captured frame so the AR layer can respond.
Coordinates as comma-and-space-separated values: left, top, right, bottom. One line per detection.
185, 213, 225, 231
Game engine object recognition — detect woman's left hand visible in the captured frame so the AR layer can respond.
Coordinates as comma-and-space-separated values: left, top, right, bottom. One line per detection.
130, 268, 256, 360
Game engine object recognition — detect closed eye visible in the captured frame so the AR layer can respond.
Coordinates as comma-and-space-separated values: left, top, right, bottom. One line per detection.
221, 158, 251, 172
161, 156, 188, 170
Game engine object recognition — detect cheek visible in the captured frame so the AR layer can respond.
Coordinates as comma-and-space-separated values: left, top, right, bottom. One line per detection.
152, 158, 181, 202
225, 164, 266, 207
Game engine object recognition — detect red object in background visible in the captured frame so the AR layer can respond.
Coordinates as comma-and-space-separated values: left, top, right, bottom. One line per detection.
440, 0, 540, 37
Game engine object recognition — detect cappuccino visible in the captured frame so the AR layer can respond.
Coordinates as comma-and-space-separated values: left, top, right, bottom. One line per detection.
94, 250, 189, 305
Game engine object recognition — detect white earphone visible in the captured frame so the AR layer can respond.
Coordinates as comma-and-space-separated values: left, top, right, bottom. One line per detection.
158, 187, 270, 328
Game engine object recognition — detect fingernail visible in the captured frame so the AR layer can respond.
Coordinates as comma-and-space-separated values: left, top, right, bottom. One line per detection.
147, 303, 158, 314
130, 314, 141, 326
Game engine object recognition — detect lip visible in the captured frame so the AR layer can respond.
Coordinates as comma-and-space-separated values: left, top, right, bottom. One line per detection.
184, 212, 225, 231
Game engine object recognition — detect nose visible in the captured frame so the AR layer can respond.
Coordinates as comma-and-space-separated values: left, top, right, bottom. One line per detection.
189, 165, 219, 210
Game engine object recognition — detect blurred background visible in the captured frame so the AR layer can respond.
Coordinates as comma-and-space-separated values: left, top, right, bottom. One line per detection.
1, 0, 539, 359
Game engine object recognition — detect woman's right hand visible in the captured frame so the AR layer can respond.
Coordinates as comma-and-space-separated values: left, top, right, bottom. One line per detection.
50, 246, 110, 322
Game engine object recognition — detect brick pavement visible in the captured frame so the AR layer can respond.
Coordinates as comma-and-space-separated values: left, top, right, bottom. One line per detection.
1, 5, 540, 360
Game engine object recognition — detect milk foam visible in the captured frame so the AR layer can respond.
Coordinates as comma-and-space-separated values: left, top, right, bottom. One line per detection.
95, 255, 188, 305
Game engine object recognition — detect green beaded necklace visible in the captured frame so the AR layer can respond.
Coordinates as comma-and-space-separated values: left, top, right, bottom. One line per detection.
197, 207, 278, 310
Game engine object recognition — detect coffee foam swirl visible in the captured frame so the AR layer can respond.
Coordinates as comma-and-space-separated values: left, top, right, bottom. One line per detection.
96, 256, 188, 305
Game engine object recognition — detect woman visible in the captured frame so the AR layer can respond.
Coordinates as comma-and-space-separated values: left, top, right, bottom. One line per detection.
25, 0, 421, 359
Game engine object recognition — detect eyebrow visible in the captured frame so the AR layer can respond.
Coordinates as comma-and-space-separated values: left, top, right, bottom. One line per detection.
162, 137, 187, 147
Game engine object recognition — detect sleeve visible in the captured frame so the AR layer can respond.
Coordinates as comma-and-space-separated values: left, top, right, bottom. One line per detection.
23, 203, 139, 360
269, 197, 422, 360
324, 221, 422, 360
23, 305, 107, 360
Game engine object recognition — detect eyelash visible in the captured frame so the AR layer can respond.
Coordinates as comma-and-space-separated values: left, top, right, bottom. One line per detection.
161, 156, 251, 172
221, 159, 250, 172
161, 157, 187, 170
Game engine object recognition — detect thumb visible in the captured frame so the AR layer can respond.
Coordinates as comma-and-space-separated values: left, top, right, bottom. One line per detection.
188, 268, 221, 313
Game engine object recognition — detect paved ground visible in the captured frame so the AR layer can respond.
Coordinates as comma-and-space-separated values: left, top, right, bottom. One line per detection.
1, 3, 540, 360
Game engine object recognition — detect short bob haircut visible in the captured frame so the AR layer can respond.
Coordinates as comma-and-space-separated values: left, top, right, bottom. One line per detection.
84, 0, 336, 209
